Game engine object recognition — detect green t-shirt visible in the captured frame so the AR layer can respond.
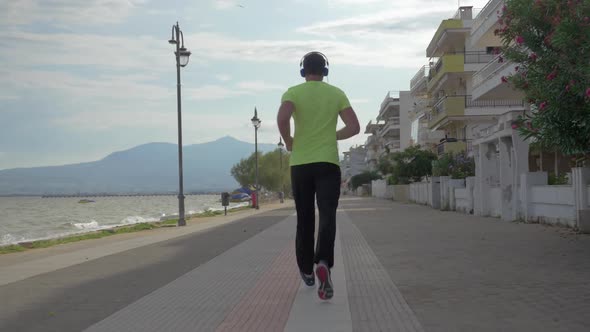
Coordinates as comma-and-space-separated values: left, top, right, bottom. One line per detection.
281, 81, 351, 167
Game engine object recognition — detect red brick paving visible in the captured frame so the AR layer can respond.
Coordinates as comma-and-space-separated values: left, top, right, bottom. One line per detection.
216, 242, 300, 332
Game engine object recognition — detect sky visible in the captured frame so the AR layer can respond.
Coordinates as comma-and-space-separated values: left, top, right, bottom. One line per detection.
0, 0, 491, 170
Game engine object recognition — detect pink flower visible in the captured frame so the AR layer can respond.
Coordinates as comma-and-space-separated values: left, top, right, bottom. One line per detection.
529, 52, 538, 61
511, 123, 519, 130
546, 70, 557, 81
516, 36, 524, 44
586, 88, 590, 98
539, 101, 548, 111
515, 66, 520, 71
501, 76, 508, 83
566, 84, 571, 92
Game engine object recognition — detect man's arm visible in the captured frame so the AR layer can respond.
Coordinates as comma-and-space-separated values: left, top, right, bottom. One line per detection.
337, 107, 361, 140
277, 101, 295, 151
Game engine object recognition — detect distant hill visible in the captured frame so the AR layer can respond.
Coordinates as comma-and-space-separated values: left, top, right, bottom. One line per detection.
0, 136, 277, 195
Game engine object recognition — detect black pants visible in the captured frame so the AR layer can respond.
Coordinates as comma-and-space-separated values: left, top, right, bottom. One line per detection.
291, 162, 341, 274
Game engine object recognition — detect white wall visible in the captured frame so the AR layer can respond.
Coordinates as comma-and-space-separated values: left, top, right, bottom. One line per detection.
371, 180, 388, 199
455, 188, 470, 213
528, 185, 576, 227
489, 187, 502, 218
399, 91, 413, 150
410, 182, 429, 205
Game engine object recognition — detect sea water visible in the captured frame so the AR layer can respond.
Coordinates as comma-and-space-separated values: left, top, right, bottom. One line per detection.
0, 195, 247, 246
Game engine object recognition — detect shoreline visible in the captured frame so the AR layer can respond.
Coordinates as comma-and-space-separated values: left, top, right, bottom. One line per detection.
0, 200, 294, 286
0, 201, 277, 255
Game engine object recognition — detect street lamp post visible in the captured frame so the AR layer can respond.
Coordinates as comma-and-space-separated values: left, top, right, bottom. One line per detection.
251, 108, 261, 210
168, 22, 191, 227
277, 137, 284, 203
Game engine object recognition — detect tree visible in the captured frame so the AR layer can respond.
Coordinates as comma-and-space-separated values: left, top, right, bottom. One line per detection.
230, 153, 257, 187
498, 0, 590, 157
432, 152, 475, 179
259, 149, 291, 193
385, 145, 438, 184
230, 150, 291, 192
350, 171, 381, 190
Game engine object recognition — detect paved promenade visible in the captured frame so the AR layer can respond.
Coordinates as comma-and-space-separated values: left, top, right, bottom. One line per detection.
1, 197, 589, 331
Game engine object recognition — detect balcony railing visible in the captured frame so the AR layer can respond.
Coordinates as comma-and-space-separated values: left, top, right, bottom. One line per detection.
434, 94, 524, 110
384, 140, 401, 150
466, 96, 524, 108
378, 118, 401, 138
380, 91, 400, 112
473, 54, 512, 89
464, 51, 496, 64
427, 54, 464, 88
437, 140, 467, 156
471, 0, 503, 39
410, 66, 429, 91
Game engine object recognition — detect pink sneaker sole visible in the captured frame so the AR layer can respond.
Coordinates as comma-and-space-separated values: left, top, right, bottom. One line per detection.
315, 264, 333, 300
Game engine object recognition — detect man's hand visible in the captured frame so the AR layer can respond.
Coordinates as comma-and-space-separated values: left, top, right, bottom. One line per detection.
284, 136, 293, 152
277, 101, 295, 151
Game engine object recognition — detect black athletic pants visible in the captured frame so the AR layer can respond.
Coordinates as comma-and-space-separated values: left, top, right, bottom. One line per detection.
291, 162, 341, 274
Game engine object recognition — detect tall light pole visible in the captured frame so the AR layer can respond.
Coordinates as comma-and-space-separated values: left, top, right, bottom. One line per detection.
251, 108, 261, 210
277, 137, 284, 203
168, 22, 191, 227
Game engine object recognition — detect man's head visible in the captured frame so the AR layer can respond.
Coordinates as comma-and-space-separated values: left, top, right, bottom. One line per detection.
300, 52, 329, 78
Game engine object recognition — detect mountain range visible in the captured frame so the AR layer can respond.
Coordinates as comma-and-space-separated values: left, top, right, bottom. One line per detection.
0, 136, 277, 195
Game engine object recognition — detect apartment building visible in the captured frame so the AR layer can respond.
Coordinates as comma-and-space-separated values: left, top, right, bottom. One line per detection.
424, 6, 524, 157
364, 91, 414, 170
409, 65, 445, 149
341, 145, 368, 182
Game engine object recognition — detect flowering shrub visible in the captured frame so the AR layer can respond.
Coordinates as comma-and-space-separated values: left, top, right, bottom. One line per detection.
497, 0, 590, 157
432, 152, 475, 179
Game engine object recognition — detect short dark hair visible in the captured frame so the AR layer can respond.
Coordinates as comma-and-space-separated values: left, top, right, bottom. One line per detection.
303, 53, 326, 76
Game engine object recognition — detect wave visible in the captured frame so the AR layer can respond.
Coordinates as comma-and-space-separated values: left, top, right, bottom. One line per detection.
73, 220, 100, 230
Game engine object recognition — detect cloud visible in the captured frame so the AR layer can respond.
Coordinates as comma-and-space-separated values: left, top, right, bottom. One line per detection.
1, 69, 171, 102
215, 74, 232, 82
0, 30, 170, 71
0, 95, 19, 101
350, 98, 370, 104
0, 0, 147, 26
186, 80, 285, 100
213, 0, 240, 9
185, 32, 426, 69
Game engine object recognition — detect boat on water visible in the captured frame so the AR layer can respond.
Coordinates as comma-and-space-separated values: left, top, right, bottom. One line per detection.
78, 199, 96, 204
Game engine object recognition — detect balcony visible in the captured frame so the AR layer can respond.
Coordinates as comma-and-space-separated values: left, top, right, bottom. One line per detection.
384, 139, 401, 151
470, 0, 504, 48
429, 94, 525, 129
472, 55, 523, 100
428, 96, 465, 129
437, 140, 467, 156
364, 120, 384, 135
366, 134, 380, 147
410, 66, 429, 94
378, 117, 401, 138
427, 19, 467, 57
427, 54, 465, 91
378, 91, 400, 120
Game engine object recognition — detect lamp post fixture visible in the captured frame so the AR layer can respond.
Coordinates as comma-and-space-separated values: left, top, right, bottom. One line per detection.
277, 137, 284, 203
168, 22, 191, 227
251, 108, 261, 210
